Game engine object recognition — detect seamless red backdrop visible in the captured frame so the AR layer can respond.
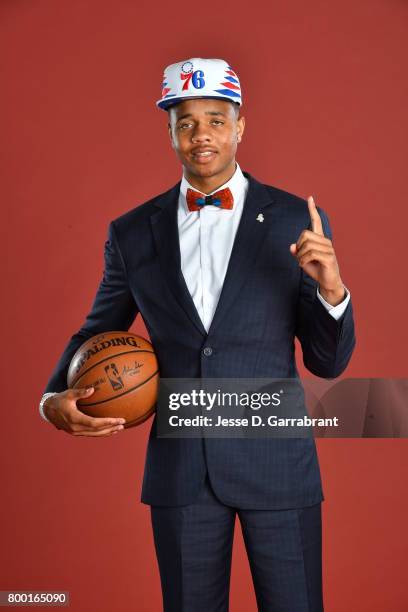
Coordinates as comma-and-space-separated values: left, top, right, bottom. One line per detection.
2, 1, 407, 610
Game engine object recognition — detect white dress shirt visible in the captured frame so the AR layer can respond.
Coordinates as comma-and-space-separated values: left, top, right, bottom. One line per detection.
39, 162, 350, 421
178, 162, 350, 332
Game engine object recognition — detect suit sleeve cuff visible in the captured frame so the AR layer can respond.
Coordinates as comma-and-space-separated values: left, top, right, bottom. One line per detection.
317, 285, 351, 321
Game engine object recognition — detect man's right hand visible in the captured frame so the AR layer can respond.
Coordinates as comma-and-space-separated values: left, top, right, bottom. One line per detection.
43, 387, 126, 437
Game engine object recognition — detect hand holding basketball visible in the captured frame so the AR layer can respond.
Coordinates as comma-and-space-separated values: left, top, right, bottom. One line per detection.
67, 332, 159, 428
43, 387, 126, 437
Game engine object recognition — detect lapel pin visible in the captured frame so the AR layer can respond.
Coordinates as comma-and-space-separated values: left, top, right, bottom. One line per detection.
256, 213, 264, 223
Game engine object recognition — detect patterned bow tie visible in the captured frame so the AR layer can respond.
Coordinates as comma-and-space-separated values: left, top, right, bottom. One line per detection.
186, 187, 234, 212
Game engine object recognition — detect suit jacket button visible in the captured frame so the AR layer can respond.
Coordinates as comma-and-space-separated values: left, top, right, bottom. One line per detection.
203, 347, 213, 356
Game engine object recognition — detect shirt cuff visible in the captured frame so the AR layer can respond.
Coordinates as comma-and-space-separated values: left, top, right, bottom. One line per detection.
39, 392, 58, 422
317, 285, 350, 321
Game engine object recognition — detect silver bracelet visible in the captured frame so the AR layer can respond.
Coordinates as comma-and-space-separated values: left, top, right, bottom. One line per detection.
39, 392, 58, 422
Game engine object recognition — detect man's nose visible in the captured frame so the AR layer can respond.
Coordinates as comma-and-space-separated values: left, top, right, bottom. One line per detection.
191, 122, 211, 142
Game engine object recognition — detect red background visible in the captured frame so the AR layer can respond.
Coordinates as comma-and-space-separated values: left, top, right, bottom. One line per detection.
2, 0, 407, 610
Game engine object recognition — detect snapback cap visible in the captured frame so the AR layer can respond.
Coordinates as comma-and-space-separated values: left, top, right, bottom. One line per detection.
156, 58, 242, 110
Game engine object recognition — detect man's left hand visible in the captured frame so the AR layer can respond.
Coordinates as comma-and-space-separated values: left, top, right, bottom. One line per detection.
289, 196, 345, 306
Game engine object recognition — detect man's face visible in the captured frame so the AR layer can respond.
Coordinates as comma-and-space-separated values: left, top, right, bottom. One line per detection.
167, 98, 245, 182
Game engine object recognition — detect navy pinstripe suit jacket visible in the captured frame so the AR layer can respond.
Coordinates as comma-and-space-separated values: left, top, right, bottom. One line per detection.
44, 170, 356, 509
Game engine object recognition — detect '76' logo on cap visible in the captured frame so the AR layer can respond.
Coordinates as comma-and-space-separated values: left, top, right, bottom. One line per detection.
181, 69, 206, 91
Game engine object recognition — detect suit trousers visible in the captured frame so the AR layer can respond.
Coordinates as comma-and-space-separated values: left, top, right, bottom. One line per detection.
150, 473, 324, 612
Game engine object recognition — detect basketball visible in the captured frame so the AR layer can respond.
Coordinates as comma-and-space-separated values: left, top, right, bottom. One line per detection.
67, 331, 159, 428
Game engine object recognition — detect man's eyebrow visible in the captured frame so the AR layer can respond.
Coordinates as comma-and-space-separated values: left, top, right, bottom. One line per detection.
176, 111, 227, 122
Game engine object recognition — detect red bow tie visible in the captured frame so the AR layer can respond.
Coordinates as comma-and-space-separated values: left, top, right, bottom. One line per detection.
186, 187, 234, 212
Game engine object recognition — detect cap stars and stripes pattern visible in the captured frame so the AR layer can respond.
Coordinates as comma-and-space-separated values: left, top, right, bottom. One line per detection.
156, 58, 243, 110
160, 77, 176, 102
213, 65, 241, 100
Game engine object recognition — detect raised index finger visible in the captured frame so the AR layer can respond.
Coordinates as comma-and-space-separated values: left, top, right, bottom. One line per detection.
308, 196, 324, 236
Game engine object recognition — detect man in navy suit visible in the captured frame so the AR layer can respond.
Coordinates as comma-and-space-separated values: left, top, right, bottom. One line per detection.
40, 58, 355, 611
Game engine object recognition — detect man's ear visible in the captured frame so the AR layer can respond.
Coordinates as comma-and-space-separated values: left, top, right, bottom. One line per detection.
237, 115, 245, 143
168, 122, 175, 149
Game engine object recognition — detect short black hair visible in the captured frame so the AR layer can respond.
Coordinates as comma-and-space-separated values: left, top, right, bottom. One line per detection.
231, 102, 240, 118
167, 98, 240, 118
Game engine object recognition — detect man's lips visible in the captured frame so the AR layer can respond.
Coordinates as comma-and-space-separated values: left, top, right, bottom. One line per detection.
191, 149, 218, 162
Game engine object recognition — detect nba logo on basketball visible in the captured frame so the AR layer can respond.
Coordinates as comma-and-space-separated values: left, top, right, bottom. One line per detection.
105, 363, 125, 391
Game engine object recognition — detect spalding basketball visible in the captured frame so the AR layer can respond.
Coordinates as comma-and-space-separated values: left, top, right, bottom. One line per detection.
67, 331, 159, 428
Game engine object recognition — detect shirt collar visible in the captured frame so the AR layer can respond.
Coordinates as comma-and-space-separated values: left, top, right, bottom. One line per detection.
179, 161, 247, 215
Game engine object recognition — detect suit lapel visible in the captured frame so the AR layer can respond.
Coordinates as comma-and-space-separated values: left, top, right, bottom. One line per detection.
150, 182, 208, 336
206, 171, 275, 337
149, 171, 275, 339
